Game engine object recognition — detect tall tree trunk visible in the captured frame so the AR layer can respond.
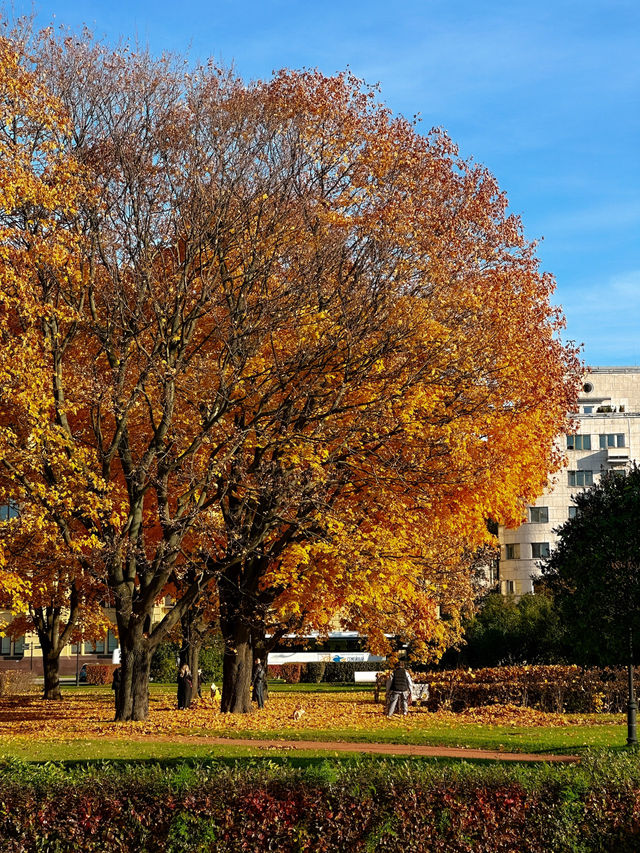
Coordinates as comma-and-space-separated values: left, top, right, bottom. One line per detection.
220, 621, 253, 713
32, 607, 64, 700
42, 646, 62, 700
180, 606, 204, 696
188, 641, 202, 698
116, 620, 152, 721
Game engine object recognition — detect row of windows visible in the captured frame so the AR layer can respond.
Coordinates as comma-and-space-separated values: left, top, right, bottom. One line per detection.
2, 632, 119, 658
526, 506, 579, 524
70, 630, 119, 656
568, 470, 594, 487
566, 434, 626, 450
505, 542, 550, 560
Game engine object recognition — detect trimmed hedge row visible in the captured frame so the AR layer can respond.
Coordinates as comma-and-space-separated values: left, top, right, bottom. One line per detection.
414, 665, 637, 713
85, 664, 117, 685
1, 754, 640, 852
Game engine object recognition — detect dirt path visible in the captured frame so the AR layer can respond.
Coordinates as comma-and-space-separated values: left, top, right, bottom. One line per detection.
134, 734, 580, 763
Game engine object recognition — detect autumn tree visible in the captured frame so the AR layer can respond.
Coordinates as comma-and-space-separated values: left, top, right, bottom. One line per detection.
0, 31, 116, 697
4, 31, 580, 719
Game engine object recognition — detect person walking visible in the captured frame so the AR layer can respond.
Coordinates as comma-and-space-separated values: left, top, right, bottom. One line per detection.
386, 661, 413, 718
252, 658, 266, 709
177, 663, 193, 710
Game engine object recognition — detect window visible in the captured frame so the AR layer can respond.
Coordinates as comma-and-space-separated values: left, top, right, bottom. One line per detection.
528, 506, 549, 523
505, 543, 520, 560
568, 470, 593, 487
568, 506, 578, 519
599, 434, 625, 449
504, 579, 515, 595
583, 406, 593, 414
0, 502, 19, 521
531, 542, 550, 559
566, 434, 591, 450
1, 636, 24, 656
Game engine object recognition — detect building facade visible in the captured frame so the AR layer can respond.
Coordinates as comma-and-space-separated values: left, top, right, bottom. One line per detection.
498, 367, 640, 596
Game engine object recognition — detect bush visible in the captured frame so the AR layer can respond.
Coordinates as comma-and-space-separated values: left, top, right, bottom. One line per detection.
0, 670, 36, 696
150, 642, 180, 683
197, 637, 224, 684
85, 664, 116, 685
419, 664, 637, 713
2, 755, 640, 852
280, 663, 302, 684
324, 661, 382, 683
301, 662, 326, 683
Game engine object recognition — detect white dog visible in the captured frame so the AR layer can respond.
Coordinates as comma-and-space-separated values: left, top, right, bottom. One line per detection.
210, 682, 220, 699
292, 707, 305, 721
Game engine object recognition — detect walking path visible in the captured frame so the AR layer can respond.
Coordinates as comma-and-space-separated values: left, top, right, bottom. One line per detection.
143, 734, 580, 763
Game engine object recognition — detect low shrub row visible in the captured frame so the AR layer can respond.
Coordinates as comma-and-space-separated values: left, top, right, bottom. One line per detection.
1, 753, 640, 851
414, 665, 637, 713
85, 664, 117, 685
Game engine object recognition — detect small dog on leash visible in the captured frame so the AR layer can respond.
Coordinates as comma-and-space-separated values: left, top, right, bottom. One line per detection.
291, 707, 305, 721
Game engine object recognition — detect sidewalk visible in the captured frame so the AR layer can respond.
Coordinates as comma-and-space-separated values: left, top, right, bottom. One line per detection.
132, 734, 580, 763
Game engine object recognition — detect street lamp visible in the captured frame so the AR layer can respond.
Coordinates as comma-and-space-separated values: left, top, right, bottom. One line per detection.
627, 626, 638, 746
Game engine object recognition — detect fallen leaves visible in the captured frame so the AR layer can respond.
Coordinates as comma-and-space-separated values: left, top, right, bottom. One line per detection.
0, 690, 623, 745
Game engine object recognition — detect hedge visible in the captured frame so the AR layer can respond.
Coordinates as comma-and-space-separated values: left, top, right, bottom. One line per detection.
413, 665, 638, 713
85, 664, 117, 685
1, 754, 640, 851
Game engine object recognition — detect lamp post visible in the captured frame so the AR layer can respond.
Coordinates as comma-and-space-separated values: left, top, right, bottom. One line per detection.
627, 625, 637, 746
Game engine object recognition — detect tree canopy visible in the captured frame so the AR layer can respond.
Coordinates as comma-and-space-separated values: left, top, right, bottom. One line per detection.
0, 29, 581, 717
542, 466, 640, 666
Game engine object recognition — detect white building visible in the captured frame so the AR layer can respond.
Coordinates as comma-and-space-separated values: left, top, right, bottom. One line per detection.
498, 367, 640, 596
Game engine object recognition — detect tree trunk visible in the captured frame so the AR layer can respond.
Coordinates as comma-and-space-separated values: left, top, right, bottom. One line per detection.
116, 624, 152, 721
188, 641, 202, 698
42, 648, 62, 700
220, 622, 253, 713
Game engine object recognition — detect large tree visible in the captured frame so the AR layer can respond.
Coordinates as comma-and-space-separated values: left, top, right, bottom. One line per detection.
3, 31, 580, 718
0, 31, 115, 696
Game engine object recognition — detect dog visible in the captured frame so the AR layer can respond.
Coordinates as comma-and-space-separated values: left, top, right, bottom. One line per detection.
291, 707, 305, 721
210, 682, 220, 699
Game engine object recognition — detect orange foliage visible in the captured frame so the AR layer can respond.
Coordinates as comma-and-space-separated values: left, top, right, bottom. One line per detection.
0, 32, 581, 717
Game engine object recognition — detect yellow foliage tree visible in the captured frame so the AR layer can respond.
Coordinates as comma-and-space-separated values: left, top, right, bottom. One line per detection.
0, 33, 115, 697
2, 32, 581, 718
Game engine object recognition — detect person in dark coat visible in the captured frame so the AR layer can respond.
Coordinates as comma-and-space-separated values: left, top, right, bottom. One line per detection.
386, 661, 413, 718
251, 658, 266, 709
111, 666, 121, 720
177, 663, 193, 710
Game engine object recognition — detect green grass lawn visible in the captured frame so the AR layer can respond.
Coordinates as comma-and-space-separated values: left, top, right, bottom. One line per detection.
1, 682, 632, 765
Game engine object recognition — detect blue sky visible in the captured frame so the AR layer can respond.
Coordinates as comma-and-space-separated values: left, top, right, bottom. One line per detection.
13, 0, 640, 366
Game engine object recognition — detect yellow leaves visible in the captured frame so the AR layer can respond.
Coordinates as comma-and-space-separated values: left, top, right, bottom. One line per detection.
0, 689, 618, 744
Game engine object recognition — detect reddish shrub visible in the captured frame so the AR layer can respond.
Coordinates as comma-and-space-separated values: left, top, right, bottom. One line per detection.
85, 664, 116, 685
280, 663, 302, 684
